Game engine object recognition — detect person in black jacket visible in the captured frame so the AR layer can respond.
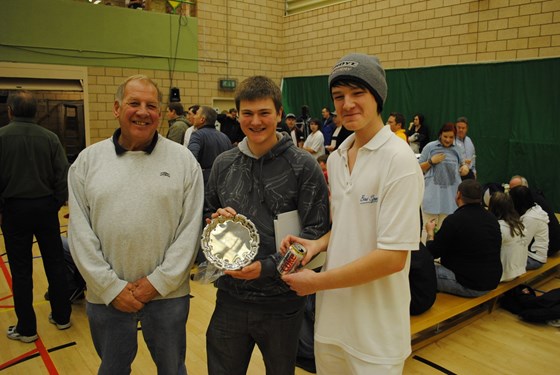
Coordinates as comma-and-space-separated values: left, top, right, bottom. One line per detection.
218, 108, 244, 146
406, 113, 429, 153
425, 179, 502, 297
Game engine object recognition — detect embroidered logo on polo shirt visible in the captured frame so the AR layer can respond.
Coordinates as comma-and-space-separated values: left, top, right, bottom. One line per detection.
359, 194, 378, 204
160, 171, 171, 178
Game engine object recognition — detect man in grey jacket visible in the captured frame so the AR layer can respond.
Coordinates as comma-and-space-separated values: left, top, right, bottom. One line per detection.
68, 75, 204, 374
204, 76, 330, 375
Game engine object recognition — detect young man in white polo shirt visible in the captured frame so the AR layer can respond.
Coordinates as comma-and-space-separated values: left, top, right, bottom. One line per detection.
282, 53, 424, 374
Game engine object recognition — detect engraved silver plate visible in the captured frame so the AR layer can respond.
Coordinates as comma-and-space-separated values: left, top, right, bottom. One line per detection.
201, 214, 260, 271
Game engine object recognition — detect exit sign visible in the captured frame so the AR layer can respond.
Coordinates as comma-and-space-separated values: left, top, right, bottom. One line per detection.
219, 79, 237, 90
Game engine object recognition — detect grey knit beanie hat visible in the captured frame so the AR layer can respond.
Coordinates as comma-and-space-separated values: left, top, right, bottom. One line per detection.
328, 53, 387, 107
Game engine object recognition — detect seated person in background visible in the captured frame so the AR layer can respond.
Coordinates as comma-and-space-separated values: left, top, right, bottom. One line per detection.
409, 241, 437, 315
387, 112, 408, 143
488, 192, 527, 282
509, 175, 560, 256
425, 180, 502, 297
509, 186, 549, 270
302, 118, 325, 157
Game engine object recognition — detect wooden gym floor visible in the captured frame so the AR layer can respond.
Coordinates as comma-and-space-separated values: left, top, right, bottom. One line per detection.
1, 206, 559, 374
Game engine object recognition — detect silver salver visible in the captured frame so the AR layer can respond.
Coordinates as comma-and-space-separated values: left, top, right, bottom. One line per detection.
201, 214, 260, 271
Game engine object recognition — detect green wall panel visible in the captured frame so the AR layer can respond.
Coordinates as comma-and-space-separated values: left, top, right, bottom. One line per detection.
0, 0, 198, 72
282, 58, 560, 211
281, 75, 332, 120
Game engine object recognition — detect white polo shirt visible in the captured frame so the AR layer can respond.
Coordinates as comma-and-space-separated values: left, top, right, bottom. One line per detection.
316, 125, 424, 365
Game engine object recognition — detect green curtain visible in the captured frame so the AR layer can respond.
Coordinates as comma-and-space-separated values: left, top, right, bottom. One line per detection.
282, 76, 333, 120
282, 58, 560, 211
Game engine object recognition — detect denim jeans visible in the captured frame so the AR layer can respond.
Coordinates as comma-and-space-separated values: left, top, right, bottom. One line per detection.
526, 257, 544, 270
435, 263, 489, 297
206, 299, 304, 375
87, 296, 190, 375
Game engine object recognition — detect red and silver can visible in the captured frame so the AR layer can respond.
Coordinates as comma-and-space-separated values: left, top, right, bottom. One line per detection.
277, 243, 307, 275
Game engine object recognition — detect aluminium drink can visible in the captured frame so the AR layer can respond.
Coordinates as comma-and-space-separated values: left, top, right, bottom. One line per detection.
277, 243, 307, 275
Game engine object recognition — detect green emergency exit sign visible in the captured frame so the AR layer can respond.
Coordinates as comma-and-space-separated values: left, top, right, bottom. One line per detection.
219, 79, 237, 90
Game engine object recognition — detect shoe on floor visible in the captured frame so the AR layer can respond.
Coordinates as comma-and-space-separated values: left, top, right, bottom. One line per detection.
547, 319, 560, 327
7, 326, 38, 343
48, 314, 72, 330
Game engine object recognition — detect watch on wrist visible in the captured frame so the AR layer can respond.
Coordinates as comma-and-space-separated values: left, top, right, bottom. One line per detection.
428, 158, 434, 166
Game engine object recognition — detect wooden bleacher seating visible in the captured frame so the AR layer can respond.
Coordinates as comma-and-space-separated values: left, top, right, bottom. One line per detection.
411, 253, 560, 350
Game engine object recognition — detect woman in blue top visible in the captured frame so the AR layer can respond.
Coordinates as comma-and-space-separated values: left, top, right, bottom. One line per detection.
419, 122, 469, 230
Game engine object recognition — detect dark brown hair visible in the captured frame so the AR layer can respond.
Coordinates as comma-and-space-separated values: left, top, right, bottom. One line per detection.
489, 192, 525, 237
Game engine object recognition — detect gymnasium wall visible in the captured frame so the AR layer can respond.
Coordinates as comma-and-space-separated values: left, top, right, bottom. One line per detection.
1, 0, 559, 207
281, 0, 560, 74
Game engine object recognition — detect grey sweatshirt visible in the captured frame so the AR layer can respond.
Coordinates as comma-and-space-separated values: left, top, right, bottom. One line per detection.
68, 135, 204, 305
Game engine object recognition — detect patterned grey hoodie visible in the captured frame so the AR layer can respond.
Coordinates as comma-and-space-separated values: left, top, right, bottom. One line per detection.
205, 132, 330, 311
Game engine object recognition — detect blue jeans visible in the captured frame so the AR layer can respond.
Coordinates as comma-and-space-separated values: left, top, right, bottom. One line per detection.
435, 264, 489, 297
206, 299, 304, 375
526, 257, 544, 270
87, 296, 190, 375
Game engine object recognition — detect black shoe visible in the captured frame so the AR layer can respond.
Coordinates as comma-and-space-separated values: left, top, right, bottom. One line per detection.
295, 356, 316, 373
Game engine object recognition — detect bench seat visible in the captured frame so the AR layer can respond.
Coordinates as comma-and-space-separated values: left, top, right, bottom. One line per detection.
410, 254, 560, 348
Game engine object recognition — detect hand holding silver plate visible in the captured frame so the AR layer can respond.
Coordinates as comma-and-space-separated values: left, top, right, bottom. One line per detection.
201, 214, 260, 271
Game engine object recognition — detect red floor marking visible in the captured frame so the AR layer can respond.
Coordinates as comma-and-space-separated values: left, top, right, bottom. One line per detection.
0, 348, 39, 371
0, 258, 12, 290
36, 338, 60, 375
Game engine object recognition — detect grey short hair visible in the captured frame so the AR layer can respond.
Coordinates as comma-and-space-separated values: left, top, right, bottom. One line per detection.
199, 105, 218, 127
115, 75, 163, 105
